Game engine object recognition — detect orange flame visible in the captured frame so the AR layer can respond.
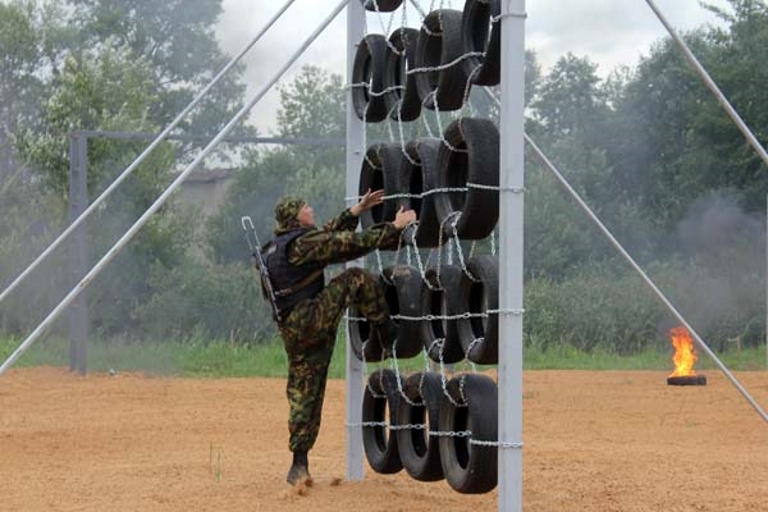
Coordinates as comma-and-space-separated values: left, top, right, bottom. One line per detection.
669, 326, 697, 377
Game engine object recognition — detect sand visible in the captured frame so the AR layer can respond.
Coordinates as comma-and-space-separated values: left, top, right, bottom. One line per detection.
2, 366, 768, 511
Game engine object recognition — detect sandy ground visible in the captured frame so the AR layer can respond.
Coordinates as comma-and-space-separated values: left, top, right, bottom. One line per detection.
3, 366, 768, 511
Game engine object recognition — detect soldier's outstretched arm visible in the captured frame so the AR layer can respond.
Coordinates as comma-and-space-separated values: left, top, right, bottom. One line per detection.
322, 189, 386, 232
290, 206, 416, 266
288, 223, 399, 266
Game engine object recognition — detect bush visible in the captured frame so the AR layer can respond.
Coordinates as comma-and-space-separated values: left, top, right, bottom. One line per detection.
136, 261, 275, 344
525, 262, 664, 354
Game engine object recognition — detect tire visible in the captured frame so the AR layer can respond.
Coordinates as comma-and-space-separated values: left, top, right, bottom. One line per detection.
414, 10, 470, 111
462, 0, 501, 86
358, 143, 405, 229
349, 305, 386, 362
384, 28, 422, 122
362, 0, 403, 11
420, 265, 465, 364
434, 117, 499, 240
395, 372, 445, 481
379, 265, 424, 359
456, 255, 499, 365
363, 368, 403, 474
352, 34, 389, 122
438, 373, 498, 494
402, 138, 444, 248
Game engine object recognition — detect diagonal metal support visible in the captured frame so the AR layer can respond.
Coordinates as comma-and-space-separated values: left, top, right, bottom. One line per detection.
0, 0, 298, 308
0, 0, 353, 376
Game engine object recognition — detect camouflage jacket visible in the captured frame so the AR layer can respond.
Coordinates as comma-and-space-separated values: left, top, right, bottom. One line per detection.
286, 209, 400, 267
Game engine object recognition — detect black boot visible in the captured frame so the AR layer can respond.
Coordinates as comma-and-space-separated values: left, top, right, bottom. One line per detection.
286, 450, 311, 485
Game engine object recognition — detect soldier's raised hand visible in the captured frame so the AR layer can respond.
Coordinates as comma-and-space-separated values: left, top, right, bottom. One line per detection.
351, 188, 385, 216
392, 206, 417, 230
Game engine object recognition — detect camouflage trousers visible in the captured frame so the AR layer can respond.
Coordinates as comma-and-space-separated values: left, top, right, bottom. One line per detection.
278, 267, 389, 453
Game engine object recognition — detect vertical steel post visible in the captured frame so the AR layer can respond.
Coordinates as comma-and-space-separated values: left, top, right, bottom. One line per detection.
68, 133, 90, 375
498, 1, 526, 511
345, 0, 366, 481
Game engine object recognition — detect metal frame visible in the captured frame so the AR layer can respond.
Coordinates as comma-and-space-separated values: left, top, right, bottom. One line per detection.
344, 0, 366, 481
498, 2, 526, 510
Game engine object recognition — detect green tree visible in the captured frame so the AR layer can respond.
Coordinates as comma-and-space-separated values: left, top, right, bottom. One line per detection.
16, 46, 194, 336
67, 0, 248, 137
207, 66, 348, 265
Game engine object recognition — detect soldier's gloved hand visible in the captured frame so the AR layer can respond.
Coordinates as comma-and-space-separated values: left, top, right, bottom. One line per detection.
392, 206, 417, 230
351, 188, 386, 216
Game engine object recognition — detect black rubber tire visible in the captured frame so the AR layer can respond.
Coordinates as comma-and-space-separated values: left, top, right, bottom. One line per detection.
362, 0, 403, 11
402, 138, 444, 248
414, 9, 470, 111
420, 265, 465, 364
378, 265, 424, 359
363, 368, 403, 474
384, 28, 422, 122
358, 143, 405, 229
352, 34, 389, 122
667, 375, 707, 386
461, 0, 501, 86
349, 305, 386, 362
395, 372, 445, 481
438, 373, 498, 494
456, 255, 499, 365
434, 117, 499, 240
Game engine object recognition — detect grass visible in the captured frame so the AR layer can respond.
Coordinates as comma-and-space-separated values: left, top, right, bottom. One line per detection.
1, 333, 766, 378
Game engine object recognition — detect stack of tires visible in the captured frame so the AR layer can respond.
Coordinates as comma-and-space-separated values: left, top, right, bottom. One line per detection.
351, 0, 503, 494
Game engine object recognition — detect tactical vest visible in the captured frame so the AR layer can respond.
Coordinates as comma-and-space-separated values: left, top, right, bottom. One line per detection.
263, 228, 325, 319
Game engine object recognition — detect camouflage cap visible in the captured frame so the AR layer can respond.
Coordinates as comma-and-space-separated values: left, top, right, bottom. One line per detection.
274, 196, 306, 234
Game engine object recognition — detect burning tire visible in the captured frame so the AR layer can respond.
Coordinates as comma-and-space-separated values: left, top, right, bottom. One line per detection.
667, 375, 707, 386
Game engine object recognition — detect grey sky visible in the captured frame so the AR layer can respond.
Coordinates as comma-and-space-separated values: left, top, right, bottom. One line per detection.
215, 0, 730, 133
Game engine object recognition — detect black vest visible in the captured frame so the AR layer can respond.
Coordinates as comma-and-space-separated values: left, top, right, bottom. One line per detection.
263, 228, 325, 319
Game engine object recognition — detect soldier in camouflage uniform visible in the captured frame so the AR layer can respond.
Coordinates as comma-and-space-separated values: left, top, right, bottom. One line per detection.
262, 190, 416, 485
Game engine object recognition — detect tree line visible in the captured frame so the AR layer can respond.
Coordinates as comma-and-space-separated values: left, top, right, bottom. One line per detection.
1, 0, 766, 354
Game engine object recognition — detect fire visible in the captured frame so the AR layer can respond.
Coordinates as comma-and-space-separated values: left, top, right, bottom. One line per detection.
669, 326, 697, 377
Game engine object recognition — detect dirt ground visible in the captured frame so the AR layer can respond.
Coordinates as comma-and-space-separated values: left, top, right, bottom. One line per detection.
3, 366, 768, 512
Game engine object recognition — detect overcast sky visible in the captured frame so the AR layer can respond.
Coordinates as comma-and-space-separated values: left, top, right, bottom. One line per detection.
215, 0, 731, 133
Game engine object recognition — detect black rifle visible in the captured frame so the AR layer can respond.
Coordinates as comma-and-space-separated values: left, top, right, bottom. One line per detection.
241, 216, 282, 323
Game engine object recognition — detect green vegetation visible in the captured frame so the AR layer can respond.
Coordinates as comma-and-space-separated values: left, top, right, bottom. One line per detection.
2, 334, 764, 379
2, 0, 768, 360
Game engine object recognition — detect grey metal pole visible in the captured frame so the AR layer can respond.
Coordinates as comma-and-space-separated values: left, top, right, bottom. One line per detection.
766, 193, 767, 370
0, 0, 297, 307
498, 1, 526, 511
67, 133, 89, 374
645, 0, 768, 169
0, 0, 352, 376
345, 0, 366, 481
